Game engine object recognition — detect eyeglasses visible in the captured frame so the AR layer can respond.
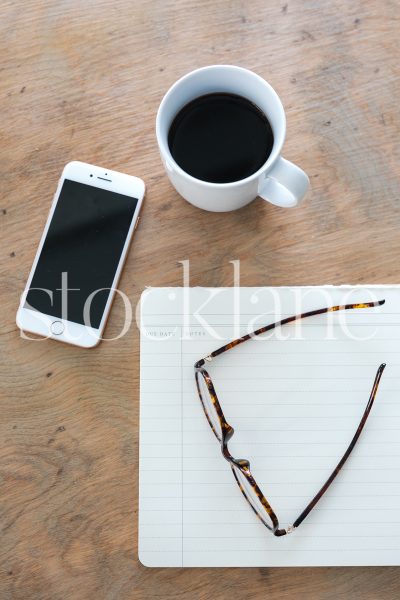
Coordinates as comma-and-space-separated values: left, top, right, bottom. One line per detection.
194, 301, 386, 537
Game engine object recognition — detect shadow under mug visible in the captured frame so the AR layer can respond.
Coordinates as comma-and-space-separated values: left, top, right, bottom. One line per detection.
156, 65, 310, 212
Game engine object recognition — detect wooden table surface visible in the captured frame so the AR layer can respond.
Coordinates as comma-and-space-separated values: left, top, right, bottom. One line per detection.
1, 0, 399, 598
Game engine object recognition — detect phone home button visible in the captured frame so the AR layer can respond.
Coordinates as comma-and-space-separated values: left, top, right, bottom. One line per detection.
51, 320, 65, 335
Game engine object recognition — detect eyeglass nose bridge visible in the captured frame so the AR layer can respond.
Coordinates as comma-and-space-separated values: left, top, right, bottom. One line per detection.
222, 423, 234, 442
220, 425, 235, 459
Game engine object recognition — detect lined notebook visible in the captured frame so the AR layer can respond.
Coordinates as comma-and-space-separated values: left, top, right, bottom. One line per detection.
139, 286, 400, 567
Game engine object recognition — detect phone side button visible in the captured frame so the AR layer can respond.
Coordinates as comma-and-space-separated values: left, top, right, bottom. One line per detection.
51, 321, 65, 335
134, 216, 140, 231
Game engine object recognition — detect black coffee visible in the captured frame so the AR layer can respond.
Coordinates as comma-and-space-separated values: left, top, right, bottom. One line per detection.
168, 92, 274, 184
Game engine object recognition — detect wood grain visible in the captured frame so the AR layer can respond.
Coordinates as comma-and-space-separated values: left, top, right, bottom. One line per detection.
1, 0, 399, 598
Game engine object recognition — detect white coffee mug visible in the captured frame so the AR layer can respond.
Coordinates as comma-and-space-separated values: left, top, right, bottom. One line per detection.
156, 65, 309, 212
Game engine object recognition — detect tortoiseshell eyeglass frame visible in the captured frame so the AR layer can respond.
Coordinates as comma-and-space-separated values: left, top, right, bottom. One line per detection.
194, 301, 386, 537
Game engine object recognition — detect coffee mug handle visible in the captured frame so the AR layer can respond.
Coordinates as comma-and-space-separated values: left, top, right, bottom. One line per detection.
258, 156, 310, 208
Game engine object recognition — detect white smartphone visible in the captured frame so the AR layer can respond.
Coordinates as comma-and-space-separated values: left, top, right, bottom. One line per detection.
16, 161, 145, 348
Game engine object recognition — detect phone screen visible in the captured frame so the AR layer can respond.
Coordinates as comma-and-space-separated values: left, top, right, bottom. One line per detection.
26, 179, 138, 328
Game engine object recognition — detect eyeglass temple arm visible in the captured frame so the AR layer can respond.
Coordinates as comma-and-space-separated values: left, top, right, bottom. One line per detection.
195, 300, 385, 366
290, 362, 386, 531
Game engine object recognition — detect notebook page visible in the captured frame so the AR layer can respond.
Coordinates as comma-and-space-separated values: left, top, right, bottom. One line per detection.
139, 287, 400, 567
